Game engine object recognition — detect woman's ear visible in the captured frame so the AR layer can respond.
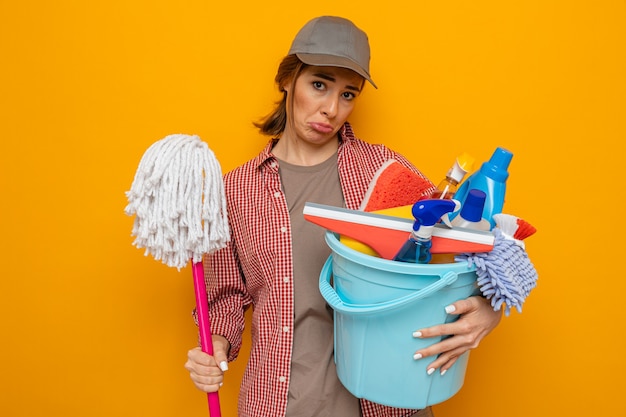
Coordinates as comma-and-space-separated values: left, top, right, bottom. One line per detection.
281, 74, 296, 94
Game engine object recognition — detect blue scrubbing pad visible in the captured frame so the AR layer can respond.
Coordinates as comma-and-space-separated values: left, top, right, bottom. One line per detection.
455, 228, 538, 316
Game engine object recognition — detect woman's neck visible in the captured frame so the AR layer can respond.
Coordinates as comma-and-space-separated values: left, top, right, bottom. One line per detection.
272, 134, 339, 166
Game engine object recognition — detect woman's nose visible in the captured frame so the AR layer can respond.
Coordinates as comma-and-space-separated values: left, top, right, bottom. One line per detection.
320, 95, 338, 118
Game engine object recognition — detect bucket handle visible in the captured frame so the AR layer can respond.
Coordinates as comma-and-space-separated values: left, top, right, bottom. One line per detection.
319, 256, 459, 315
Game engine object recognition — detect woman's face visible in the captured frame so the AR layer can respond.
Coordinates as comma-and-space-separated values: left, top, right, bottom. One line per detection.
283, 65, 364, 146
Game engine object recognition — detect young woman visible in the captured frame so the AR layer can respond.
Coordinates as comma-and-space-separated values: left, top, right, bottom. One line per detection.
185, 16, 502, 417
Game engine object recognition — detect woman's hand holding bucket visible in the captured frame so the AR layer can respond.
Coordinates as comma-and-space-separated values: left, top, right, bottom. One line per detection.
185, 335, 231, 393
412, 296, 502, 375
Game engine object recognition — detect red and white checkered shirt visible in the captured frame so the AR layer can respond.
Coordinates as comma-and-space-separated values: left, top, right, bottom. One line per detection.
204, 122, 434, 417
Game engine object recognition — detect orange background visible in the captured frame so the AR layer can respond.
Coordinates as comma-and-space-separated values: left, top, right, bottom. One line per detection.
1, 1, 625, 416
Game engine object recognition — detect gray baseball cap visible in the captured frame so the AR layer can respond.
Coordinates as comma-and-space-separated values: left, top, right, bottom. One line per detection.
288, 16, 377, 88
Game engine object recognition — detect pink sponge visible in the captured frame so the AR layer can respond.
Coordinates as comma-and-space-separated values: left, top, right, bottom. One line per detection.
360, 159, 433, 212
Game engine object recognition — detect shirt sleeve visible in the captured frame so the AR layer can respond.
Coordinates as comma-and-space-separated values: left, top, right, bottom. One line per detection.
203, 240, 253, 362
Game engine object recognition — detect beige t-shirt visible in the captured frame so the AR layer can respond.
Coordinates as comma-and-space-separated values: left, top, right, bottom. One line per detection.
278, 153, 361, 417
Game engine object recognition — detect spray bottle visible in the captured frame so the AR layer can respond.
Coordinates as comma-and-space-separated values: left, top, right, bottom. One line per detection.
393, 199, 460, 264
451, 147, 513, 229
430, 152, 475, 200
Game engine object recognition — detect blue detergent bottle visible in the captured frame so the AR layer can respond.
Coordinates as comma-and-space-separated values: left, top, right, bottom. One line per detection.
450, 147, 513, 229
393, 199, 459, 264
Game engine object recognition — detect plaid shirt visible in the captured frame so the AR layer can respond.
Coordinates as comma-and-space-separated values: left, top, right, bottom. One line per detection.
204, 122, 434, 417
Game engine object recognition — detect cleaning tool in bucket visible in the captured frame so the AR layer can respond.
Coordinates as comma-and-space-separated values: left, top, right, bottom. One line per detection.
450, 189, 491, 231
455, 213, 538, 316
340, 159, 433, 254
359, 159, 434, 211
393, 199, 460, 263
320, 231, 480, 408
303, 202, 494, 259
423, 152, 475, 200
125, 134, 229, 416
451, 147, 513, 229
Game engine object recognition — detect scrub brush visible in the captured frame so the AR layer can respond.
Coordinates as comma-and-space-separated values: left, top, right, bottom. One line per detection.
455, 213, 538, 316
492, 213, 536, 248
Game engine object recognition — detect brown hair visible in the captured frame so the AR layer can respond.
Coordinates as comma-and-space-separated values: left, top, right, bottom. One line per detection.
254, 55, 306, 137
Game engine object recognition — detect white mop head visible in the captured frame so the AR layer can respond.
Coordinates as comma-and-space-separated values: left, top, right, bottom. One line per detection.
124, 134, 230, 269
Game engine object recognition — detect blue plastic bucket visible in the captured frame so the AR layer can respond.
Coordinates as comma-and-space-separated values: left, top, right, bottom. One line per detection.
320, 231, 480, 409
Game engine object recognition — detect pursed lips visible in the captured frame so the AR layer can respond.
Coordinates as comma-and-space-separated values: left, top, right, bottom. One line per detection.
309, 122, 334, 134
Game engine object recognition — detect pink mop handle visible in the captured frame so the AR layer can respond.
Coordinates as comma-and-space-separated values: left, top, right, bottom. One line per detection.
192, 261, 222, 417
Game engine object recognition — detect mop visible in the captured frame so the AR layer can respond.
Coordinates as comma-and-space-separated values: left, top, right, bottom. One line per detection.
125, 133, 229, 416
455, 213, 538, 316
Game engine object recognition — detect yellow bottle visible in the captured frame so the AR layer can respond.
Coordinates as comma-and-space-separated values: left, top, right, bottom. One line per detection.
430, 152, 475, 200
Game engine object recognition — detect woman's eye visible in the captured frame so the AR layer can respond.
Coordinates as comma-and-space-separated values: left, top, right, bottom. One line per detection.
313, 81, 325, 90
342, 92, 356, 100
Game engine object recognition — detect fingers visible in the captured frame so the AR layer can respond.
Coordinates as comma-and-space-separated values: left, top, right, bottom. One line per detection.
211, 335, 231, 372
184, 347, 226, 393
212, 350, 229, 373
423, 346, 465, 375
411, 297, 499, 374
412, 332, 473, 376
439, 297, 480, 317
187, 346, 212, 365
413, 330, 475, 361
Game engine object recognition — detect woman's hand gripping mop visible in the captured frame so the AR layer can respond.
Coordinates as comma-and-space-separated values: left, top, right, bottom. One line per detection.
124, 134, 230, 417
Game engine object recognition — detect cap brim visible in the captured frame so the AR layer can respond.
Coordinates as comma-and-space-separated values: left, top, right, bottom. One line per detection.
296, 53, 377, 89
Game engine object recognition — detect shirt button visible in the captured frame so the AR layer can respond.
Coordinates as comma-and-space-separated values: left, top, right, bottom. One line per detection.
274, 191, 281, 198
279, 376, 287, 383
283, 326, 289, 333
280, 226, 288, 233
283, 276, 289, 283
